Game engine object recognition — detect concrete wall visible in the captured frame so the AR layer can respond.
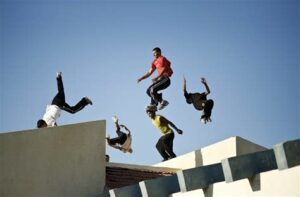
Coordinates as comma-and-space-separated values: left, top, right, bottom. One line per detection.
171, 165, 300, 197
154, 136, 267, 170
0, 120, 106, 197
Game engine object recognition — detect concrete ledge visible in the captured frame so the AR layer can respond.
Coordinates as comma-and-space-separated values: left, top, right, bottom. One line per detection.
139, 175, 179, 197
273, 139, 300, 170
177, 163, 225, 192
0, 120, 106, 197
109, 184, 142, 197
221, 149, 277, 183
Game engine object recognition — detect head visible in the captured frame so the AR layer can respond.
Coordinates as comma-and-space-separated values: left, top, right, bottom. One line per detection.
152, 47, 162, 58
146, 106, 156, 119
37, 119, 47, 128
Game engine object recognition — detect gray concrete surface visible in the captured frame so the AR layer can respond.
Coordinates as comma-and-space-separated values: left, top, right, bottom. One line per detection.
0, 120, 106, 197
274, 139, 300, 170
177, 163, 225, 192
221, 149, 277, 183
110, 184, 142, 197
140, 175, 179, 197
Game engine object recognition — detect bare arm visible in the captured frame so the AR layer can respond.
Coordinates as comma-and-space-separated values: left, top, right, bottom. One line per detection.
160, 116, 183, 135
183, 76, 187, 93
120, 124, 131, 135
201, 78, 210, 96
137, 67, 156, 83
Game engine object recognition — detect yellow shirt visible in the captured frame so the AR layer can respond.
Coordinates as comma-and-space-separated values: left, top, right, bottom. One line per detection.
152, 115, 173, 135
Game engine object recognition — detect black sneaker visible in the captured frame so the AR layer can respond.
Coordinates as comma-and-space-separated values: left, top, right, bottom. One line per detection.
85, 97, 93, 105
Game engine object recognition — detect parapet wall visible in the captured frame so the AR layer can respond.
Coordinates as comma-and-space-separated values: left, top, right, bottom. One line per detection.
154, 136, 267, 169
0, 120, 106, 197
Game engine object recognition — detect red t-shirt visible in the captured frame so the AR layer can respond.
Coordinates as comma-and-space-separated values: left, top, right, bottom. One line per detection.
151, 56, 173, 77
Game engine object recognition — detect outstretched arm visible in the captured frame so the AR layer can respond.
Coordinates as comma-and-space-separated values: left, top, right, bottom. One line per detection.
160, 116, 183, 135
120, 124, 131, 135
201, 78, 210, 96
183, 76, 187, 93
137, 67, 155, 83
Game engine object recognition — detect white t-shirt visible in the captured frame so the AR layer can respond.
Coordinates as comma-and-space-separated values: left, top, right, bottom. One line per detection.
42, 105, 61, 127
121, 135, 132, 153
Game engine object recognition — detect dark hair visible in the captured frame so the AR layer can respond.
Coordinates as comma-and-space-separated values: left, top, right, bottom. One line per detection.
37, 119, 46, 128
146, 105, 157, 113
152, 47, 161, 54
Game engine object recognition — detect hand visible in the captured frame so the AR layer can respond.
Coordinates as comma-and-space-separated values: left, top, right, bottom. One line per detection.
201, 77, 206, 84
152, 78, 157, 83
177, 129, 183, 135
137, 78, 142, 83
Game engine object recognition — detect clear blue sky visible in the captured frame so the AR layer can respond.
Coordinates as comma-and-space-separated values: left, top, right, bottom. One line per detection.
1, 0, 299, 165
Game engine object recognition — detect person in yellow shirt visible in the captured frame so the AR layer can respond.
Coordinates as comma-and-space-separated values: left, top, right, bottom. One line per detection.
146, 106, 183, 161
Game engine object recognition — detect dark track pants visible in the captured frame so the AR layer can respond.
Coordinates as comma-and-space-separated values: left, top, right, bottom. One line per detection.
147, 77, 170, 105
156, 132, 176, 160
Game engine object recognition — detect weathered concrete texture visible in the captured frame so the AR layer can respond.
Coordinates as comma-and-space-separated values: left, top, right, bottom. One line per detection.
154, 136, 267, 170
273, 139, 300, 170
170, 165, 300, 197
140, 175, 180, 197
221, 149, 277, 183
177, 163, 225, 192
0, 120, 106, 197
110, 184, 142, 197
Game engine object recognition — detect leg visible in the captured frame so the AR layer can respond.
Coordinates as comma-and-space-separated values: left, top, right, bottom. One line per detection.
51, 75, 66, 107
162, 132, 176, 158
61, 98, 89, 114
107, 132, 127, 145
147, 85, 158, 106
156, 136, 170, 160
149, 77, 171, 104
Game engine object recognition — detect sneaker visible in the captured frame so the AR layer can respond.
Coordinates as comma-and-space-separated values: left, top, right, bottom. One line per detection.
112, 115, 118, 123
158, 100, 169, 110
56, 72, 62, 79
84, 97, 93, 105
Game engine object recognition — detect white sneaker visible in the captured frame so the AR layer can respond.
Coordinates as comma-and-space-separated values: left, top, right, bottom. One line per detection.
84, 97, 93, 105
158, 100, 169, 110
112, 115, 118, 123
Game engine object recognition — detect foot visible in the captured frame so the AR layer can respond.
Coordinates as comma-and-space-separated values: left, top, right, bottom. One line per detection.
84, 97, 93, 105
158, 100, 169, 110
112, 115, 118, 123
56, 72, 62, 79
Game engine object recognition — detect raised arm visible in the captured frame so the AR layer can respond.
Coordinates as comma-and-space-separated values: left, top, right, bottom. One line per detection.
120, 124, 131, 135
160, 116, 183, 135
183, 76, 187, 93
201, 78, 210, 96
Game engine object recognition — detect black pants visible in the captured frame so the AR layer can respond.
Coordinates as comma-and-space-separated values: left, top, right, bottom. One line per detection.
156, 132, 176, 160
147, 77, 170, 105
51, 76, 88, 114
107, 129, 127, 145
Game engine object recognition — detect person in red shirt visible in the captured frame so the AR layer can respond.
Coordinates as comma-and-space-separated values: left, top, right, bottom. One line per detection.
137, 47, 173, 110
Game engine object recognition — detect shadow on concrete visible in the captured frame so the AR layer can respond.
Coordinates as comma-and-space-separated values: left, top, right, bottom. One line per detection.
203, 185, 214, 197
195, 149, 203, 167
248, 174, 261, 192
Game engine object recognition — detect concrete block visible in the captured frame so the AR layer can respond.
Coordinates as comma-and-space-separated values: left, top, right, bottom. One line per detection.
139, 175, 180, 197
273, 139, 300, 170
110, 184, 142, 197
221, 149, 277, 182
0, 120, 106, 197
177, 163, 225, 192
